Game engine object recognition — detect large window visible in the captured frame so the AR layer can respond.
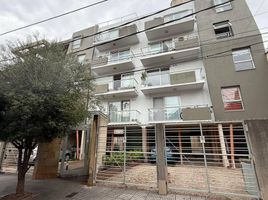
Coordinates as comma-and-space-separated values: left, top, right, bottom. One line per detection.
146, 68, 170, 87
214, 0, 232, 13
152, 96, 180, 121
232, 48, 255, 71
72, 37, 81, 49
109, 49, 131, 63
109, 100, 130, 122
221, 87, 244, 111
213, 21, 233, 39
148, 39, 173, 54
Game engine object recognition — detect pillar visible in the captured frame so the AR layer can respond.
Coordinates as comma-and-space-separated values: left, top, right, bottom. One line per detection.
142, 126, 148, 162
218, 124, 230, 168
155, 124, 168, 195
79, 130, 86, 160
0, 142, 6, 172
32, 138, 61, 179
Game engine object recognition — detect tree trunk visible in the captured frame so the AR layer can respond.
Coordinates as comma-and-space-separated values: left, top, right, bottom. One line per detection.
14, 142, 33, 195
16, 169, 26, 195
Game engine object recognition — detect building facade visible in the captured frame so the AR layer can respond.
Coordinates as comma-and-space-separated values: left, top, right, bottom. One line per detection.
66, 0, 268, 198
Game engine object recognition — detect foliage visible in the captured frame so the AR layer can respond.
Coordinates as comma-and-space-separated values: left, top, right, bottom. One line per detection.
103, 150, 143, 166
0, 36, 96, 194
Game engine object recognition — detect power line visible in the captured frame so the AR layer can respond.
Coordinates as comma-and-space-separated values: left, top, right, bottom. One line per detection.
71, 0, 235, 54
0, 0, 231, 63
0, 0, 109, 37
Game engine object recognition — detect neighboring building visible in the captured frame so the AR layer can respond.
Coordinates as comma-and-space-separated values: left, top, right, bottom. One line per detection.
66, 0, 268, 199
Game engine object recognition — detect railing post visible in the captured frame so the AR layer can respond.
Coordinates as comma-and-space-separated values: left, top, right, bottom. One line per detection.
199, 123, 211, 193
155, 123, 168, 195
123, 126, 127, 185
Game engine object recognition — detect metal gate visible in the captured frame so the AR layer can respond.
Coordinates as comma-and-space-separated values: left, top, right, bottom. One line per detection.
95, 125, 157, 189
165, 122, 260, 199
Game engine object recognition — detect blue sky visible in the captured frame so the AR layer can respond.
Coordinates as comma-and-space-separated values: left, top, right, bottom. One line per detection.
0, 0, 267, 48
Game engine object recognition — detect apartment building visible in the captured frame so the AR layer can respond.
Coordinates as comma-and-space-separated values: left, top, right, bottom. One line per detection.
65, 0, 268, 198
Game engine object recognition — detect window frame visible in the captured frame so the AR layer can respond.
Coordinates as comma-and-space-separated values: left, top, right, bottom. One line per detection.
232, 48, 255, 71
213, 21, 233, 39
213, 0, 232, 13
72, 36, 81, 49
221, 87, 244, 111
77, 54, 86, 64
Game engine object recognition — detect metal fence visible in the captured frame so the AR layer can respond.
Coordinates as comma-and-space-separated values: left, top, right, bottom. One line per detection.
164, 123, 259, 198
95, 125, 157, 189
94, 122, 260, 199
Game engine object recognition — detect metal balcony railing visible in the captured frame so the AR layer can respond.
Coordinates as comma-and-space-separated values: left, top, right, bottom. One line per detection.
109, 110, 140, 123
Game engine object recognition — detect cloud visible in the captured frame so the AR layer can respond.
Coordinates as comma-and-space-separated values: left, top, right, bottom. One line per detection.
0, 0, 267, 48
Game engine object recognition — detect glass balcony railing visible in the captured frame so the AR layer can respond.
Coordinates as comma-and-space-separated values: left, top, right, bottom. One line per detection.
109, 110, 140, 123
148, 106, 181, 122
108, 78, 137, 91
95, 29, 120, 43
141, 32, 198, 56
107, 52, 133, 64
144, 73, 170, 87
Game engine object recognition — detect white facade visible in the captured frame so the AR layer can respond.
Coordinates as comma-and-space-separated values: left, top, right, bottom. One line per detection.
92, 2, 213, 125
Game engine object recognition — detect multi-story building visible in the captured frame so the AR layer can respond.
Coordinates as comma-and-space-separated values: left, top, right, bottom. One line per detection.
66, 0, 268, 198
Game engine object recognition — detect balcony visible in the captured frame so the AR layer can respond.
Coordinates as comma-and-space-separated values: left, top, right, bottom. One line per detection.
140, 33, 200, 67
95, 78, 138, 99
144, 11, 195, 41
148, 105, 212, 123
109, 110, 141, 125
91, 52, 134, 76
94, 24, 139, 51
141, 70, 205, 95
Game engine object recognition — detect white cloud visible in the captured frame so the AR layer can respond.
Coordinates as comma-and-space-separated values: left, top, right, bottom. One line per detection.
0, 0, 267, 48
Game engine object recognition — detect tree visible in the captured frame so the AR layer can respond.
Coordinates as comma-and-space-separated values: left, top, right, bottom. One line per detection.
0, 37, 96, 195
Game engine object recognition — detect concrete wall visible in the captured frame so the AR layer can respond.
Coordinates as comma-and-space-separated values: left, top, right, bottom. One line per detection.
195, 0, 268, 121
67, 25, 98, 64
245, 120, 268, 200
33, 138, 61, 179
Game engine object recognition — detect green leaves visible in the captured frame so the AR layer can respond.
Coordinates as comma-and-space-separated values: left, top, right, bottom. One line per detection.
0, 37, 93, 144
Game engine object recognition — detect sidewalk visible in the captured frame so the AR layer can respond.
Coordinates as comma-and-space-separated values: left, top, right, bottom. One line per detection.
0, 174, 211, 200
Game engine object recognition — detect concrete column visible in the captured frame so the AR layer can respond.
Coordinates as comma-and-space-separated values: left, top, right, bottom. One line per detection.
33, 138, 61, 179
218, 124, 230, 168
155, 124, 168, 195
0, 142, 6, 172
79, 130, 85, 160
142, 126, 148, 162
88, 115, 98, 186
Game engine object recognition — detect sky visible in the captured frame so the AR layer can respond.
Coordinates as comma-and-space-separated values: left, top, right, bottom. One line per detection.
0, 0, 267, 48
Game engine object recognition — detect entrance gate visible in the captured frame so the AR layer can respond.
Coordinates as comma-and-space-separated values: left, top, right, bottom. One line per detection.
95, 125, 157, 189
95, 122, 260, 199
165, 122, 259, 199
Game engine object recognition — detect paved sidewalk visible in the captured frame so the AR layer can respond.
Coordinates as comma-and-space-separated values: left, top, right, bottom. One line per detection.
0, 174, 219, 200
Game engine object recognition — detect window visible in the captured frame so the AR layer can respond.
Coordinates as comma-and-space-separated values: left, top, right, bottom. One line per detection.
109, 49, 131, 63
111, 73, 134, 91
109, 100, 130, 122
152, 96, 180, 121
146, 68, 170, 86
232, 48, 255, 71
97, 29, 119, 42
213, 21, 233, 39
77, 54, 85, 64
72, 37, 81, 49
164, 10, 193, 23
221, 87, 244, 111
149, 39, 173, 54
214, 0, 232, 13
